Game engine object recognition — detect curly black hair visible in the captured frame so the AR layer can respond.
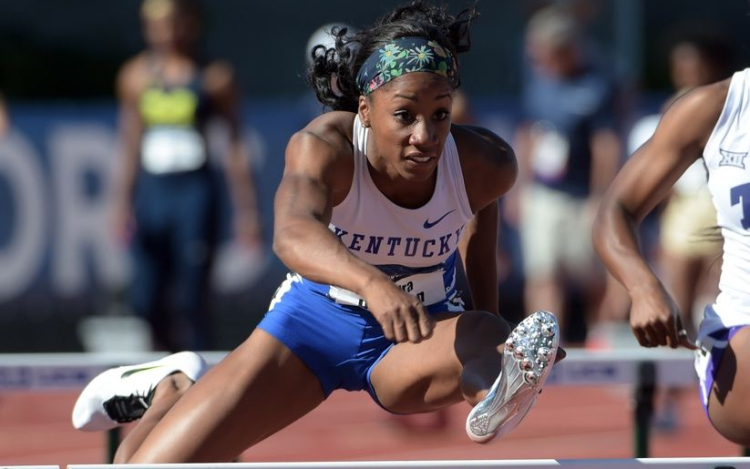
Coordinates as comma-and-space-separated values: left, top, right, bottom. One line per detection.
307, 0, 479, 112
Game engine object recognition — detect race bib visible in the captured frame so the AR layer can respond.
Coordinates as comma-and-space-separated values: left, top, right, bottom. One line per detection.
328, 270, 447, 307
393, 270, 447, 306
141, 126, 207, 174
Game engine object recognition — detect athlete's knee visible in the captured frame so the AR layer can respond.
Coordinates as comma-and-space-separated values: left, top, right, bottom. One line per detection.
113, 445, 139, 464
113, 373, 195, 464
153, 372, 194, 401
463, 310, 511, 338
455, 311, 511, 358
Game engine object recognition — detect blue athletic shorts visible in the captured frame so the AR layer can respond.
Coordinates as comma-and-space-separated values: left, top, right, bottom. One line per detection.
257, 273, 462, 404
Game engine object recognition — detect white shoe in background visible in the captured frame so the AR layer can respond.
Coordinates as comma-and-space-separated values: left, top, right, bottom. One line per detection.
72, 351, 207, 431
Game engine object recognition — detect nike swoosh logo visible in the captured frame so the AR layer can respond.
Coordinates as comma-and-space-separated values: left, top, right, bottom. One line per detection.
423, 210, 455, 229
121, 365, 161, 378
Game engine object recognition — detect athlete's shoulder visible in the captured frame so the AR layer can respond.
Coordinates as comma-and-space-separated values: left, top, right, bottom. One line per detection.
285, 111, 356, 202
659, 78, 732, 148
119, 53, 148, 75
451, 124, 515, 165
116, 53, 151, 99
451, 124, 518, 199
673, 77, 730, 111
285, 112, 356, 169
293, 111, 356, 154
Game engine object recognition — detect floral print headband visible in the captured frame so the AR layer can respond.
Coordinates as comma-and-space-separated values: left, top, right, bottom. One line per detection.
355, 36, 459, 96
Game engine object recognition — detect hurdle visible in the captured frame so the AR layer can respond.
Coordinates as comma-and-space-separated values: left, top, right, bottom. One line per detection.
0, 466, 60, 469
66, 458, 750, 468
0, 348, 703, 462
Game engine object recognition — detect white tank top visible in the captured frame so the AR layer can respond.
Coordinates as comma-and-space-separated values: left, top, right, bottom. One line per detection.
702, 68, 750, 335
325, 116, 474, 307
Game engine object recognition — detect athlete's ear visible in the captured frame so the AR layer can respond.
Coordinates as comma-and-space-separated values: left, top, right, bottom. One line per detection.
358, 95, 371, 128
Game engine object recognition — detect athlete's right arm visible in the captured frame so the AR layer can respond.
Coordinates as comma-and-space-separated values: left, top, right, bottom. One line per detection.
112, 59, 145, 243
593, 80, 729, 349
273, 116, 434, 343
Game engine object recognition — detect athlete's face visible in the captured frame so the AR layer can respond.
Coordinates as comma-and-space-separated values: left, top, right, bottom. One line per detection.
358, 72, 453, 182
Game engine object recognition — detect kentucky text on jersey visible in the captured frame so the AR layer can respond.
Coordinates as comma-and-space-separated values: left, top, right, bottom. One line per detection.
331, 225, 465, 258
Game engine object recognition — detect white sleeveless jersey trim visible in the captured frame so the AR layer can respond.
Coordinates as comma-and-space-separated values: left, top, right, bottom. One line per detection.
329, 115, 473, 269
702, 68, 750, 336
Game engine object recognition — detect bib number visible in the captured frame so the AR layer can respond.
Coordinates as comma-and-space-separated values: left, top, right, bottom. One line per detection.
328, 270, 447, 307
394, 270, 446, 306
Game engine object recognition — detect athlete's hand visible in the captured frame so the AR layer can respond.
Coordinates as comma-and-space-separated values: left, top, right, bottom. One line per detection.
362, 278, 435, 344
628, 281, 697, 350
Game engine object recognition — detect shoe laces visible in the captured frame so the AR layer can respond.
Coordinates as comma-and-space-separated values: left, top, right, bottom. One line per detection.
102, 386, 155, 423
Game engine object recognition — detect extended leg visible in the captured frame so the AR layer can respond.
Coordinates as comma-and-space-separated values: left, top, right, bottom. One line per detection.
74, 330, 326, 462
370, 310, 559, 443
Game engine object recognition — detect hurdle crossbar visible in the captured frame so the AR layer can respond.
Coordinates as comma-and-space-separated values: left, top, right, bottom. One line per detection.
67, 458, 750, 468
0, 466, 60, 469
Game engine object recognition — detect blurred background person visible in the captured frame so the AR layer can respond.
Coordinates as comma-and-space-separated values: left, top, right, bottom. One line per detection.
450, 88, 475, 126
112, 0, 262, 352
509, 4, 626, 344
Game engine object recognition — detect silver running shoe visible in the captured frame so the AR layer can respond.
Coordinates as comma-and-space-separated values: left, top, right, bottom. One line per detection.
466, 310, 559, 443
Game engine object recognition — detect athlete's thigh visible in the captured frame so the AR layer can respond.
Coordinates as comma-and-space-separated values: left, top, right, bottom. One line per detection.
129, 329, 326, 462
709, 326, 750, 444
370, 310, 509, 413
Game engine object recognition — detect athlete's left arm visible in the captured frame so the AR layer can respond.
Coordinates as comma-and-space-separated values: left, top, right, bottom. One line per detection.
205, 61, 263, 247
453, 125, 518, 315
593, 81, 727, 348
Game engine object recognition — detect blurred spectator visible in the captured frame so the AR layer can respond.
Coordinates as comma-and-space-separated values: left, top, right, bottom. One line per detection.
509, 5, 625, 343
0, 93, 9, 138
113, 0, 262, 352
450, 88, 475, 125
